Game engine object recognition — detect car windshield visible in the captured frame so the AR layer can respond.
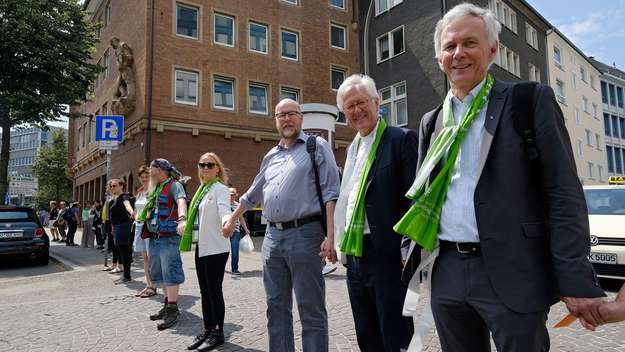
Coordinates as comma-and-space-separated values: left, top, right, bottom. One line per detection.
584, 189, 625, 215
0, 210, 37, 222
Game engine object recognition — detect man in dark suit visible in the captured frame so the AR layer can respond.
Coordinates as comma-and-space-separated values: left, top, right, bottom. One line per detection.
400, 3, 605, 351
330, 74, 417, 351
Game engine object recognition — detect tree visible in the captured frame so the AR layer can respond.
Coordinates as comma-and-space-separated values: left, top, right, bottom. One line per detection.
0, 0, 101, 204
32, 130, 73, 209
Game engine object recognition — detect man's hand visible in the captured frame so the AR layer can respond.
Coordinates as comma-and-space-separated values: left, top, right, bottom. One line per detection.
597, 284, 625, 324
176, 220, 186, 236
561, 296, 605, 330
222, 219, 235, 238
319, 238, 337, 264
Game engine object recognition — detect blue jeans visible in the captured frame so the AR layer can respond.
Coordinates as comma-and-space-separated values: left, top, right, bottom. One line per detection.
262, 221, 328, 352
229, 231, 241, 272
148, 236, 185, 286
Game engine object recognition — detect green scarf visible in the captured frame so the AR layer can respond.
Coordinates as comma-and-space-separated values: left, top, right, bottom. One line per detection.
340, 118, 387, 257
136, 179, 169, 222
179, 177, 220, 252
393, 74, 494, 251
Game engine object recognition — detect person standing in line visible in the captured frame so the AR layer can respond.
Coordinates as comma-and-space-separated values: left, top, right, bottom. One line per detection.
185, 152, 233, 351
224, 99, 340, 352
56, 201, 68, 243
92, 200, 105, 250
228, 187, 250, 275
103, 181, 121, 272
133, 165, 158, 298
64, 202, 80, 246
81, 201, 94, 248
108, 178, 135, 284
49, 201, 61, 242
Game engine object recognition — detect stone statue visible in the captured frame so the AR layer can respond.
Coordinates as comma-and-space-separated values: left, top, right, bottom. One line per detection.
110, 37, 136, 115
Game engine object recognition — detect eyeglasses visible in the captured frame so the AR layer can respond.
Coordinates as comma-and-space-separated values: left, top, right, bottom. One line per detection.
198, 162, 217, 169
110, 184, 119, 188
274, 111, 301, 120
343, 99, 371, 113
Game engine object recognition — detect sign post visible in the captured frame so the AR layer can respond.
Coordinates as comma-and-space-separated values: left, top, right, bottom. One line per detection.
95, 115, 124, 267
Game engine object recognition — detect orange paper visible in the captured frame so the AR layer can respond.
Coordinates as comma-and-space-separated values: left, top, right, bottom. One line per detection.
554, 313, 577, 328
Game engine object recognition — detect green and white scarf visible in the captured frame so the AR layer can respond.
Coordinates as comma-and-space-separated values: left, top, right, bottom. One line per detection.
340, 118, 387, 257
136, 179, 169, 222
179, 177, 220, 252
393, 74, 494, 251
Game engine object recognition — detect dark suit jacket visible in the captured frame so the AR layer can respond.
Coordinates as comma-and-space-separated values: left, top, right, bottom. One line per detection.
403, 80, 604, 313
362, 125, 418, 270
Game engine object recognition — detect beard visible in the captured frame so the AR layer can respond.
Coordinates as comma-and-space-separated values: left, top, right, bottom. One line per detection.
279, 126, 299, 139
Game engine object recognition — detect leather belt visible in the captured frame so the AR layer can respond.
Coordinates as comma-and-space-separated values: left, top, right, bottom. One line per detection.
440, 240, 481, 255
269, 215, 321, 231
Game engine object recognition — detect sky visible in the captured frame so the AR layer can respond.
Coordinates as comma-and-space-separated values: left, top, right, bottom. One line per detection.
526, 0, 625, 69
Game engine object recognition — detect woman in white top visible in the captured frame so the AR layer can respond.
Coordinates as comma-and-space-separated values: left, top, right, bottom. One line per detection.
186, 152, 232, 352
133, 165, 157, 298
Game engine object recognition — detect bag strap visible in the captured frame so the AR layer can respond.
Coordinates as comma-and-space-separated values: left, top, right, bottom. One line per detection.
306, 135, 327, 235
512, 82, 539, 162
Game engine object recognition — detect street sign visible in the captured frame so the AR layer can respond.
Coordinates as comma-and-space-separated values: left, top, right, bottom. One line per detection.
97, 140, 119, 150
95, 115, 124, 150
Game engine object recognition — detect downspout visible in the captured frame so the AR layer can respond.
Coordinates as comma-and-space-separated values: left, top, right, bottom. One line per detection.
145, 0, 155, 164
363, 0, 374, 75
441, 0, 448, 92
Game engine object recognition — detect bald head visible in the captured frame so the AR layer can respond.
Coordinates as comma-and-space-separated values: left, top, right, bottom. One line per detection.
274, 99, 303, 142
275, 98, 301, 114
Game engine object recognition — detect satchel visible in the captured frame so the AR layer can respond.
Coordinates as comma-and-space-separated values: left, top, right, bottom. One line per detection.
240, 234, 254, 253
140, 222, 154, 239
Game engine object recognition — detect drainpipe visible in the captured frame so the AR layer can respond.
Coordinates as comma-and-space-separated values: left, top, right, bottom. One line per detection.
363, 0, 374, 75
145, 0, 155, 164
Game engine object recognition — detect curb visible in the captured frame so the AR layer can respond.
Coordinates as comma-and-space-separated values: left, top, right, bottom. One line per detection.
49, 255, 74, 272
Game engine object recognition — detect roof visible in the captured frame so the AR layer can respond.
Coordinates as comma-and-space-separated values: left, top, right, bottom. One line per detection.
547, 28, 603, 73
590, 58, 625, 81
517, 0, 553, 29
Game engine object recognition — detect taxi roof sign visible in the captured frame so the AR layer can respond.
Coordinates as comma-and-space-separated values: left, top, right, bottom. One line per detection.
609, 176, 625, 184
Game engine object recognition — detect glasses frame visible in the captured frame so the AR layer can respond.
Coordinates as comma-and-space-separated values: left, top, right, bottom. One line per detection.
198, 162, 217, 169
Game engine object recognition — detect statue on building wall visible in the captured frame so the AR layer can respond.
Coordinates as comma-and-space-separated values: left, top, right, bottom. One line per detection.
110, 37, 136, 115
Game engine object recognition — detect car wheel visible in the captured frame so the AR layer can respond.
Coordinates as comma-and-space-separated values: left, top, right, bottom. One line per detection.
35, 251, 49, 266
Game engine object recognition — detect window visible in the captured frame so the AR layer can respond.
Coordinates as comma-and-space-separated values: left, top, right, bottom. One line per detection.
379, 82, 407, 126
249, 22, 268, 54
586, 129, 593, 146
376, 26, 404, 63
601, 81, 608, 104
528, 63, 540, 82
621, 118, 625, 139
106, 2, 111, 27
553, 46, 562, 66
591, 75, 596, 90
495, 44, 519, 77
281, 29, 299, 60
214, 13, 235, 47
489, 0, 517, 33
248, 82, 268, 115
331, 66, 346, 90
576, 139, 583, 157
281, 0, 298, 4
588, 162, 594, 179
609, 84, 617, 106
213, 76, 234, 110
525, 23, 538, 50
612, 115, 619, 138
174, 69, 198, 105
280, 87, 300, 102
582, 96, 588, 113
598, 165, 603, 181
580, 66, 587, 82
102, 50, 110, 81
596, 134, 601, 150
571, 72, 577, 89
616, 147, 623, 174
376, 0, 402, 15
617, 87, 624, 108
592, 103, 598, 118
575, 107, 581, 125
330, 0, 345, 9
176, 3, 199, 39
605, 113, 611, 136
330, 23, 347, 50
555, 79, 566, 104
607, 146, 614, 172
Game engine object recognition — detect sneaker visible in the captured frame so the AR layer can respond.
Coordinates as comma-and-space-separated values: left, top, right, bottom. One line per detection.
197, 329, 225, 352
149, 304, 167, 321
157, 304, 180, 330
322, 264, 337, 276
232, 270, 241, 275
114, 277, 131, 285
187, 329, 211, 350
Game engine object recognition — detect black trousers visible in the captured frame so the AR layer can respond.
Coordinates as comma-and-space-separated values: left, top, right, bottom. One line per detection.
95, 226, 104, 246
431, 246, 550, 352
117, 244, 133, 280
346, 236, 414, 352
195, 246, 229, 330
66, 222, 78, 245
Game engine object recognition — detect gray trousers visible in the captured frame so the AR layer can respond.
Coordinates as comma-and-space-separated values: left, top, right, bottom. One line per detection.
262, 221, 328, 352
431, 246, 550, 352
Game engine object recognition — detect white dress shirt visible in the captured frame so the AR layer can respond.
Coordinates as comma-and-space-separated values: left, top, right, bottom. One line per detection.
197, 182, 232, 257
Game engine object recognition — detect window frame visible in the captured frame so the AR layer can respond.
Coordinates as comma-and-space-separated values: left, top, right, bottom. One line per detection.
330, 22, 347, 50
330, 65, 347, 92
175, 2, 200, 40
212, 75, 236, 111
213, 12, 236, 48
329, 0, 346, 10
248, 81, 270, 116
375, 0, 403, 16
376, 25, 405, 64
248, 20, 269, 55
173, 68, 200, 106
280, 28, 300, 61
555, 79, 566, 104
553, 45, 563, 67
280, 86, 301, 103
378, 81, 408, 127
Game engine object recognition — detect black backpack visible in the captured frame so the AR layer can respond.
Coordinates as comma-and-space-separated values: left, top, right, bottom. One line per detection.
306, 135, 327, 235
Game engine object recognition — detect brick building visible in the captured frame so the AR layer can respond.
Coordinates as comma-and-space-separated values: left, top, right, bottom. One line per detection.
69, 0, 360, 202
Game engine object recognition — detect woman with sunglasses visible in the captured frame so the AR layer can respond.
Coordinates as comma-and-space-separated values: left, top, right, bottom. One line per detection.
185, 153, 232, 351
108, 178, 135, 284
133, 165, 158, 297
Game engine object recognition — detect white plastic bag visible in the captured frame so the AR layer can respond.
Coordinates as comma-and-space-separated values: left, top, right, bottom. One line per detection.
239, 234, 254, 253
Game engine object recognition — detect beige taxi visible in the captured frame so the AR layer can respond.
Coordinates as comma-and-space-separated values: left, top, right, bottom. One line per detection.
584, 181, 625, 280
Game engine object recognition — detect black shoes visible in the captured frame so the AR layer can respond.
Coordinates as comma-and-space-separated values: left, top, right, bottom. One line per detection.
157, 304, 179, 330
197, 329, 224, 351
149, 304, 167, 321
187, 329, 211, 350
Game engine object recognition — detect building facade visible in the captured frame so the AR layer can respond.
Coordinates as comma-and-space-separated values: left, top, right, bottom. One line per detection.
0, 126, 67, 204
547, 29, 606, 184
70, 0, 360, 203
357, 0, 550, 131
591, 59, 625, 178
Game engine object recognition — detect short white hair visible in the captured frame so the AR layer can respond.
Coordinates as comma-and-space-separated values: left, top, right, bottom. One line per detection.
434, 3, 501, 59
336, 74, 379, 112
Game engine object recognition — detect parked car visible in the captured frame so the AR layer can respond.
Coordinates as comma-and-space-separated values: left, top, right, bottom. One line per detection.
0, 206, 49, 266
583, 185, 625, 280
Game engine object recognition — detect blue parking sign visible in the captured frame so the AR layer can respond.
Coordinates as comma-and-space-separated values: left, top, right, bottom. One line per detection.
95, 115, 124, 142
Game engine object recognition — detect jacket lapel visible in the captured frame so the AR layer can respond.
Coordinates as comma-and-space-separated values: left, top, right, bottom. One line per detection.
365, 126, 389, 190
476, 80, 508, 181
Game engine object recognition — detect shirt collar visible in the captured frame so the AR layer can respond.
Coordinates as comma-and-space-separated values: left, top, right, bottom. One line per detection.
277, 131, 308, 150
451, 77, 487, 107
359, 119, 380, 145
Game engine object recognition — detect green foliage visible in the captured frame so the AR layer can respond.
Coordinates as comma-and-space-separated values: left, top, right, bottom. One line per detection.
32, 130, 73, 209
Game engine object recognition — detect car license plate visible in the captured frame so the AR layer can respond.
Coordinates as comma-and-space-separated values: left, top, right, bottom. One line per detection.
589, 252, 618, 264
0, 232, 23, 239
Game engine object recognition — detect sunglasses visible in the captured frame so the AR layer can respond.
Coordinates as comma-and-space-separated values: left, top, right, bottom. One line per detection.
110, 184, 119, 188
198, 162, 217, 169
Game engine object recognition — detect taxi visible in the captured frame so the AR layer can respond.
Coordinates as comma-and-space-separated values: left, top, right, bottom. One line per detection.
583, 176, 625, 280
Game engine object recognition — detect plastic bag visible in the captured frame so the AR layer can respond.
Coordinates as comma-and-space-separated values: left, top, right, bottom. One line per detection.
239, 234, 254, 253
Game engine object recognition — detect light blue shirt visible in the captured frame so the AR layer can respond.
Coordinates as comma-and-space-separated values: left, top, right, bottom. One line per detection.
438, 78, 488, 243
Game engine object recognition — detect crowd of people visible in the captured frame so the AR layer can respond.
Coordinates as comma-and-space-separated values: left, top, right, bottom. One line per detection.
37, 3, 625, 352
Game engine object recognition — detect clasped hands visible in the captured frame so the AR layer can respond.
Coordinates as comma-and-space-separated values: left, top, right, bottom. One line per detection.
562, 291, 625, 330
